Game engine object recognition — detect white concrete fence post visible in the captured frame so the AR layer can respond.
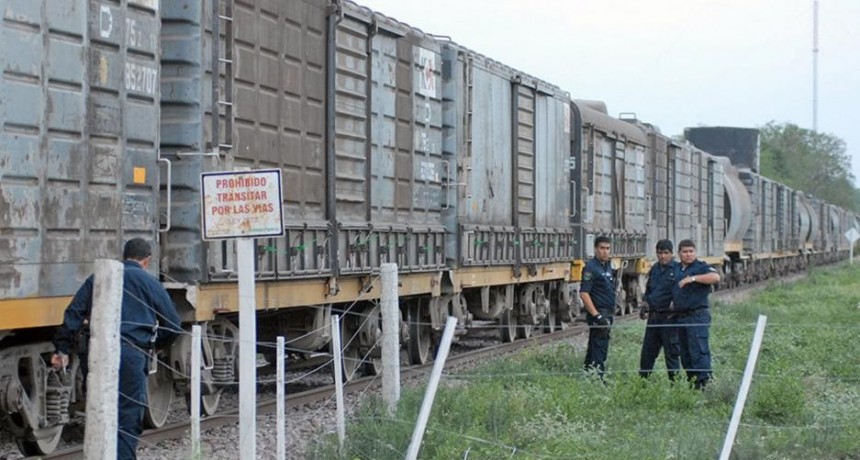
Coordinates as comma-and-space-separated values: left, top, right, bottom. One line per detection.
83, 259, 124, 460
380, 263, 400, 416
720, 315, 768, 460
190, 324, 202, 458
331, 315, 346, 450
276, 335, 286, 460
405, 316, 458, 460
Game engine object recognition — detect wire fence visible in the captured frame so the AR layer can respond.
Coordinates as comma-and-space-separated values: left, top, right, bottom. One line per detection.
46, 265, 860, 460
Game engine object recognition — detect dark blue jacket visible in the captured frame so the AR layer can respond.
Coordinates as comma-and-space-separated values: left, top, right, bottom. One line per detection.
645, 260, 677, 311
672, 259, 717, 312
581, 257, 616, 313
53, 260, 182, 354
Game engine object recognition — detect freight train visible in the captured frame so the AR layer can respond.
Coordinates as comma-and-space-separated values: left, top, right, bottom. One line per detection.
0, 0, 855, 454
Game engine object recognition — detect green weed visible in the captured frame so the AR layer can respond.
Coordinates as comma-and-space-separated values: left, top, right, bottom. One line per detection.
309, 262, 860, 459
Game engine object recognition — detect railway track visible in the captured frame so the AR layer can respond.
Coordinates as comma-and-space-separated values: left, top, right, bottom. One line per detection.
40, 320, 588, 460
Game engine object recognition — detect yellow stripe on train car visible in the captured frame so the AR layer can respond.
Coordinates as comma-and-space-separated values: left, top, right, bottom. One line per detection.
0, 296, 71, 330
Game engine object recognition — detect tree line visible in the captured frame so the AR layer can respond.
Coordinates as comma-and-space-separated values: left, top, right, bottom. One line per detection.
759, 122, 860, 213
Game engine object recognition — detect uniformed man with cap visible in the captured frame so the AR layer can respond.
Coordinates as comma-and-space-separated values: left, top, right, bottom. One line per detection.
639, 239, 681, 380
671, 239, 720, 389
580, 236, 616, 377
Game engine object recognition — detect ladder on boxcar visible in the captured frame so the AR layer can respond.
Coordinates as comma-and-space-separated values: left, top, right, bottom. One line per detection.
212, 0, 235, 156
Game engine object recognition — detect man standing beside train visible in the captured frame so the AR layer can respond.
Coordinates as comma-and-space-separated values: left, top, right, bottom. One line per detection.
671, 239, 720, 389
580, 236, 616, 379
50, 238, 182, 460
639, 239, 681, 380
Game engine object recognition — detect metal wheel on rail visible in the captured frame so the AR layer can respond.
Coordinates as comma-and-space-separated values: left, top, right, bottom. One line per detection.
14, 425, 63, 456
407, 300, 432, 365
361, 305, 382, 376
499, 308, 519, 342
201, 318, 238, 415
543, 305, 557, 333
180, 318, 237, 416
143, 354, 174, 428
517, 319, 533, 339
185, 386, 222, 417
516, 287, 534, 340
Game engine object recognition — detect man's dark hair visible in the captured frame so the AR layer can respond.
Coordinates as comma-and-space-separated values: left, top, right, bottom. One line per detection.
678, 239, 696, 250
123, 238, 152, 260
656, 239, 673, 252
594, 236, 611, 247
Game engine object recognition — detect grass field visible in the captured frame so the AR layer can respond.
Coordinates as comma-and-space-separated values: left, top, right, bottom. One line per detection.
309, 263, 860, 459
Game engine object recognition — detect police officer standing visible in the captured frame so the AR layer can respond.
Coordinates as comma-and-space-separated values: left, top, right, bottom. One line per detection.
639, 239, 681, 380
51, 238, 182, 460
580, 236, 616, 377
671, 239, 720, 389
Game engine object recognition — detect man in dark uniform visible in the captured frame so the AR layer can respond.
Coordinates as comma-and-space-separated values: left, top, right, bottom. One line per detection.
639, 239, 681, 380
580, 236, 616, 377
51, 238, 181, 460
671, 239, 720, 389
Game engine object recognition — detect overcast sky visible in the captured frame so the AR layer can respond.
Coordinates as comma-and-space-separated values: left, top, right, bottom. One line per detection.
356, 0, 860, 183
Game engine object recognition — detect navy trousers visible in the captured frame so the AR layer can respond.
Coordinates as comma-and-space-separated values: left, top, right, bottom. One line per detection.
118, 343, 149, 460
639, 312, 681, 379
583, 314, 613, 377
675, 309, 712, 388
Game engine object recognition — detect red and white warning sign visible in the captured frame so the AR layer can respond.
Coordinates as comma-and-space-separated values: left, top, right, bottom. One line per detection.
201, 169, 284, 240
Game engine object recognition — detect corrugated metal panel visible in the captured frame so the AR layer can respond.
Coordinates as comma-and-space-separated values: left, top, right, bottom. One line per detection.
625, 145, 646, 232
588, 132, 613, 232
689, 149, 702, 248
335, 6, 445, 273
160, 0, 330, 282
516, 85, 536, 227
710, 159, 726, 256
576, 104, 647, 258
761, 178, 775, 253
1, 0, 161, 299
523, 88, 572, 263
670, 145, 693, 245
649, 131, 670, 247
776, 184, 791, 251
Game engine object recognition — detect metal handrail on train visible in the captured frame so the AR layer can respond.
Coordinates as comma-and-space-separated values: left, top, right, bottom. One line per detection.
158, 157, 171, 233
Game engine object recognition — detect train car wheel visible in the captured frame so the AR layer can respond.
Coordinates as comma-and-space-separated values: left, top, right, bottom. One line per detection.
15, 425, 63, 456
499, 309, 517, 343
407, 302, 432, 364
517, 321, 533, 340
185, 390, 223, 417
543, 307, 557, 333
143, 357, 174, 428
360, 306, 382, 375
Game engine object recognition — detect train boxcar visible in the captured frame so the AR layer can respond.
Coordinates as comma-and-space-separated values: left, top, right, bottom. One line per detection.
0, 0, 161, 453
440, 42, 575, 340
570, 101, 649, 313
